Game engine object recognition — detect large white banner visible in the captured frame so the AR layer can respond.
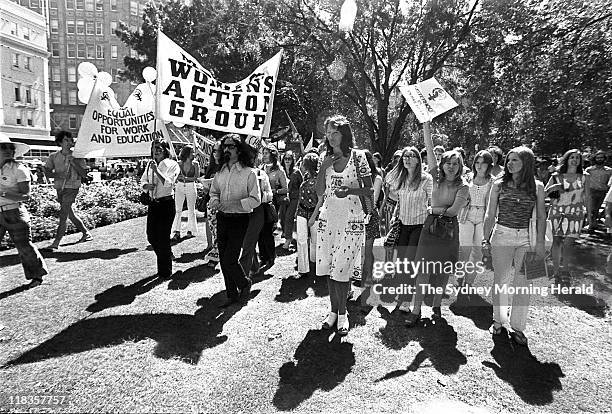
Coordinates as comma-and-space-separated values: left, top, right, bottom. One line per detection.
74, 80, 170, 158
156, 31, 282, 137
398, 77, 458, 123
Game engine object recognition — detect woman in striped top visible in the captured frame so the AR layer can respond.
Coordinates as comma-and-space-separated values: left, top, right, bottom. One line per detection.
483, 146, 546, 346
389, 146, 433, 312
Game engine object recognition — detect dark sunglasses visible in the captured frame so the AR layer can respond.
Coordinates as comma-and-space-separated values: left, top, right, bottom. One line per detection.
0, 144, 16, 151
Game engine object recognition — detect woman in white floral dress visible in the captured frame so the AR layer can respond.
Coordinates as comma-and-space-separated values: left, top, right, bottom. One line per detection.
310, 115, 372, 336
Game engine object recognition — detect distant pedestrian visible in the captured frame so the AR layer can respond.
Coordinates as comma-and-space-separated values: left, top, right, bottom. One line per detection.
585, 150, 612, 232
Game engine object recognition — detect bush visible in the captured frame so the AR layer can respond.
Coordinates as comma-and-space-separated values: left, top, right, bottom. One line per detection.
1, 179, 149, 245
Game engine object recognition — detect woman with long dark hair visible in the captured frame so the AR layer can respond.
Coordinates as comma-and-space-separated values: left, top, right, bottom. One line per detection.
483, 146, 546, 346
282, 150, 302, 250
141, 139, 180, 278
386, 146, 432, 311
171, 145, 200, 241
312, 115, 372, 336
405, 123, 469, 327
545, 149, 589, 283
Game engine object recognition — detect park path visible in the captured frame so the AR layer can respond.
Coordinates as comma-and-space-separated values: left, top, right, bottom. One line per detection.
0, 216, 611, 413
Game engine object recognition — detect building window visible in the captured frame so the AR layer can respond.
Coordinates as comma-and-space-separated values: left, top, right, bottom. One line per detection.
111, 68, 117, 83
24, 56, 31, 71
67, 44, 76, 58
96, 0, 103, 11
130, 1, 138, 16
30, 0, 40, 9
26, 87, 32, 104
68, 66, 77, 82
96, 22, 103, 35
110, 21, 117, 34
130, 49, 137, 58
76, 0, 84, 9
27, 112, 34, 126
77, 20, 85, 35
16, 111, 22, 125
10, 22, 18, 36
67, 21, 75, 34
51, 42, 60, 57
50, 0, 58, 8
86, 21, 94, 35
85, 0, 93, 10
66, 0, 74, 9
77, 43, 86, 58
110, 0, 116, 11
69, 115, 78, 129
15, 85, 21, 102
111, 45, 118, 59
50, 19, 59, 34
87, 45, 95, 59
23, 27, 30, 40
51, 66, 61, 82
53, 90, 62, 105
12, 53, 19, 68
96, 44, 104, 59
69, 90, 77, 105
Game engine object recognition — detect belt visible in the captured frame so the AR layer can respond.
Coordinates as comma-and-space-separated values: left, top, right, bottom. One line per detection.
217, 211, 249, 218
177, 179, 195, 183
152, 195, 173, 203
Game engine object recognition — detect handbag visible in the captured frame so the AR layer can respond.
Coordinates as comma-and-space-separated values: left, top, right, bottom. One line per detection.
384, 216, 401, 247
521, 251, 550, 280
263, 202, 278, 224
428, 214, 455, 240
528, 206, 553, 250
139, 191, 151, 206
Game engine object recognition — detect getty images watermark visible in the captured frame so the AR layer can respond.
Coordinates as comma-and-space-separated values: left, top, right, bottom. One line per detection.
361, 246, 607, 308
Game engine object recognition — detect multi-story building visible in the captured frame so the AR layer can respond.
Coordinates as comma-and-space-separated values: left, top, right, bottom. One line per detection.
0, 0, 53, 159
12, 0, 148, 139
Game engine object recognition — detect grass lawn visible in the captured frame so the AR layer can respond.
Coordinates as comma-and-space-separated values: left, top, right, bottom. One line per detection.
0, 216, 611, 413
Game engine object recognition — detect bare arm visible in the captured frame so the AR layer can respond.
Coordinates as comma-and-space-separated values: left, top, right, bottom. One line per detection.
535, 181, 546, 256
483, 182, 501, 242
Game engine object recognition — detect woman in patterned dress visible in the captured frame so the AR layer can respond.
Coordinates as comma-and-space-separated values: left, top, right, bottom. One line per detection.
311, 115, 372, 336
202, 141, 223, 266
545, 149, 589, 282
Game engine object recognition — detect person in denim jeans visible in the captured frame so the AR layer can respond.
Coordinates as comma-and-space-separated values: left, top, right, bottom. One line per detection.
0, 133, 48, 285
457, 150, 493, 297
483, 146, 546, 346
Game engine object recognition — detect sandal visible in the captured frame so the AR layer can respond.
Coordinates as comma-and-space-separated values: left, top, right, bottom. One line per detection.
405, 312, 421, 328
337, 313, 349, 336
488, 321, 503, 335
79, 233, 93, 243
322, 312, 337, 330
509, 330, 528, 346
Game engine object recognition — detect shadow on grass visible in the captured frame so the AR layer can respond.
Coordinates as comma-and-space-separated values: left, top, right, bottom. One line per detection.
39, 248, 139, 263
173, 249, 210, 264
168, 265, 219, 290
482, 332, 564, 405
0, 282, 38, 301
375, 306, 467, 377
86, 274, 167, 312
4, 290, 259, 367
272, 329, 355, 411
449, 295, 494, 330
275, 274, 328, 302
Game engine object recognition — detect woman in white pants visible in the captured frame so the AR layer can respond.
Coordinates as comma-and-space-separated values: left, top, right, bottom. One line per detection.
483, 146, 546, 346
172, 145, 200, 241
295, 153, 319, 277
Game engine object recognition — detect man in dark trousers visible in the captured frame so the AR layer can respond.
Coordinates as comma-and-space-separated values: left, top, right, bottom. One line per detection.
209, 134, 261, 307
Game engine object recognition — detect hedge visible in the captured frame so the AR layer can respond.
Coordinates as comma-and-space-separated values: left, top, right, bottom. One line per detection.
1, 178, 148, 245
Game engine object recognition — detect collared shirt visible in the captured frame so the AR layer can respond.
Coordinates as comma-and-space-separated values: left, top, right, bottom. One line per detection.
210, 162, 261, 213
255, 168, 273, 204
396, 173, 433, 225
585, 165, 612, 191
140, 158, 180, 199
45, 150, 86, 190
0, 161, 30, 210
